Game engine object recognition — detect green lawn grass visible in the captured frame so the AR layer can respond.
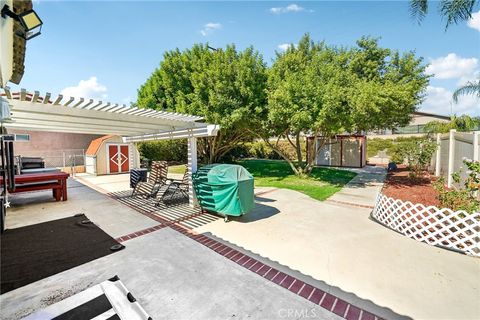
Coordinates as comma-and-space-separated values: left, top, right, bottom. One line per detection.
236, 159, 357, 201
168, 164, 187, 175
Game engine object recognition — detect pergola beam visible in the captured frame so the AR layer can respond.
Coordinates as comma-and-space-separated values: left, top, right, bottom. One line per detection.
53, 94, 63, 105
8, 117, 161, 135
124, 125, 220, 142
9, 100, 203, 129
1, 88, 220, 209
42, 93, 51, 104
5, 123, 138, 136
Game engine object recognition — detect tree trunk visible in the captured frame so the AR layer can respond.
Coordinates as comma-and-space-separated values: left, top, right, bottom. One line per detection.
262, 138, 301, 175
295, 133, 303, 166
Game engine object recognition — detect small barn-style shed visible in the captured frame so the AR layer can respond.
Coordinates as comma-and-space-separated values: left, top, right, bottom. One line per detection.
85, 135, 140, 175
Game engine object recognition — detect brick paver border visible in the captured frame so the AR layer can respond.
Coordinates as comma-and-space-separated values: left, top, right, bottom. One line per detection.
325, 199, 374, 209
115, 217, 384, 320
99, 179, 386, 320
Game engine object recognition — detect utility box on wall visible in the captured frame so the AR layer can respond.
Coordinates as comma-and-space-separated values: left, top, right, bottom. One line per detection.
85, 135, 140, 175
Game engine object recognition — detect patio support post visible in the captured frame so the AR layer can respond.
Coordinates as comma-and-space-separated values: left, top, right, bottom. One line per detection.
435, 133, 441, 176
187, 136, 198, 207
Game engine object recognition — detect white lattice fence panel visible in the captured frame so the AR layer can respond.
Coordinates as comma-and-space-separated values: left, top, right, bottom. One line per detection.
372, 193, 480, 257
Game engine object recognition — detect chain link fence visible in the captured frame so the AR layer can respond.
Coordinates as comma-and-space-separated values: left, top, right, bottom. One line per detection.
17, 149, 86, 175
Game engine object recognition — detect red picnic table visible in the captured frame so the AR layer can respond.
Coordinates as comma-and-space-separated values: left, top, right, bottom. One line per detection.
0, 172, 70, 201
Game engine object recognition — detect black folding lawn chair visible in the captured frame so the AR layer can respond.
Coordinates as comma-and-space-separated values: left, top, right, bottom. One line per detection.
156, 166, 189, 205
131, 161, 168, 198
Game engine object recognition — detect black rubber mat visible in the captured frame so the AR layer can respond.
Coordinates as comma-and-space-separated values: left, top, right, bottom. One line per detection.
1, 214, 124, 294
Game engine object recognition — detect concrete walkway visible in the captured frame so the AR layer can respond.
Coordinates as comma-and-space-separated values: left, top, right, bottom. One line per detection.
326, 166, 386, 208
196, 173, 480, 319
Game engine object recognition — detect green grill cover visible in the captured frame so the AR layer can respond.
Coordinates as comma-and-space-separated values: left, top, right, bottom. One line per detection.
193, 164, 255, 217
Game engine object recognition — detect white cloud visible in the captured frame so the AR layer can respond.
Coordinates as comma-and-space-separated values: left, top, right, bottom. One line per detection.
426, 53, 478, 83
467, 10, 480, 31
420, 85, 479, 116
277, 43, 295, 51
60, 76, 108, 100
270, 4, 311, 14
200, 22, 222, 36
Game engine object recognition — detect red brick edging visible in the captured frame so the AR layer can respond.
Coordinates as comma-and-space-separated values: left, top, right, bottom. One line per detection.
115, 224, 165, 242
111, 194, 384, 320
326, 199, 374, 209
169, 223, 383, 320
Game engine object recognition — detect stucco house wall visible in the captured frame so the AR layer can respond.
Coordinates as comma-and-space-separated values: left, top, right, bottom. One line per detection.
9, 129, 101, 155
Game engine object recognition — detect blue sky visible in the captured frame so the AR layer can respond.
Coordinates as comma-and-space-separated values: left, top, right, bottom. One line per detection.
10, 1, 480, 116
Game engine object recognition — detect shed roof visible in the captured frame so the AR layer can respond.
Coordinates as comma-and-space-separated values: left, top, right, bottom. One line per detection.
86, 135, 114, 156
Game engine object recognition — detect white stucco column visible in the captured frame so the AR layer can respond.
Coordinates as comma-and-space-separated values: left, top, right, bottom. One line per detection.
187, 137, 197, 207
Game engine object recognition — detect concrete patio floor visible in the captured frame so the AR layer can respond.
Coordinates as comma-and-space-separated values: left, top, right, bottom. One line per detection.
4, 179, 158, 237
0, 177, 348, 320
1, 226, 343, 320
3, 168, 479, 320
195, 168, 480, 320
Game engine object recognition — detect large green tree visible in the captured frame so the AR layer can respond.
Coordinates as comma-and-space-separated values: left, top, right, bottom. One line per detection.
253, 34, 429, 175
410, 0, 478, 29
137, 44, 267, 163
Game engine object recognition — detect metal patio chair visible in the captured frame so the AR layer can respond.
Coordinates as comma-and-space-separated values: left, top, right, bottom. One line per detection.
156, 166, 189, 205
132, 161, 168, 198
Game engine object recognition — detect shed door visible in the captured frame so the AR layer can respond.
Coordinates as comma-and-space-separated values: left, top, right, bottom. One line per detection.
120, 145, 129, 172
108, 144, 130, 174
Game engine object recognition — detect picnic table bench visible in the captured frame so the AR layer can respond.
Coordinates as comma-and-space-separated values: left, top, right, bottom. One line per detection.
0, 172, 69, 201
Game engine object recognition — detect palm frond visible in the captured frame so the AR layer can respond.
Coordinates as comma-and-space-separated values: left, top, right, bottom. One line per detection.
410, 0, 429, 23
440, 0, 476, 29
453, 79, 480, 103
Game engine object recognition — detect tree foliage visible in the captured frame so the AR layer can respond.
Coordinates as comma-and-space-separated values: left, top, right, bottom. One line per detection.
137, 44, 267, 163
253, 34, 429, 175
453, 77, 480, 103
410, 0, 478, 29
424, 114, 480, 133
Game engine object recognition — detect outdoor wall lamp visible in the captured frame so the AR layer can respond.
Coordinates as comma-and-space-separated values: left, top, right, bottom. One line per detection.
1, 5, 43, 40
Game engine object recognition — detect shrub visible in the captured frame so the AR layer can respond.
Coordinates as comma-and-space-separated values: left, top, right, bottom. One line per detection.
374, 137, 436, 170
221, 139, 306, 162
366, 138, 394, 158
396, 139, 437, 177
367, 136, 425, 161
433, 159, 480, 213
137, 139, 187, 164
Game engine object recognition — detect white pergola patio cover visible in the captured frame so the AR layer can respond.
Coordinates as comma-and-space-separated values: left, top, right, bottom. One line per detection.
1, 87, 220, 206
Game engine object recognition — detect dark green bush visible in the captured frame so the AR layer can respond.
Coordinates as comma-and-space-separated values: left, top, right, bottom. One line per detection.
137, 139, 187, 164
433, 159, 480, 213
221, 140, 305, 161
